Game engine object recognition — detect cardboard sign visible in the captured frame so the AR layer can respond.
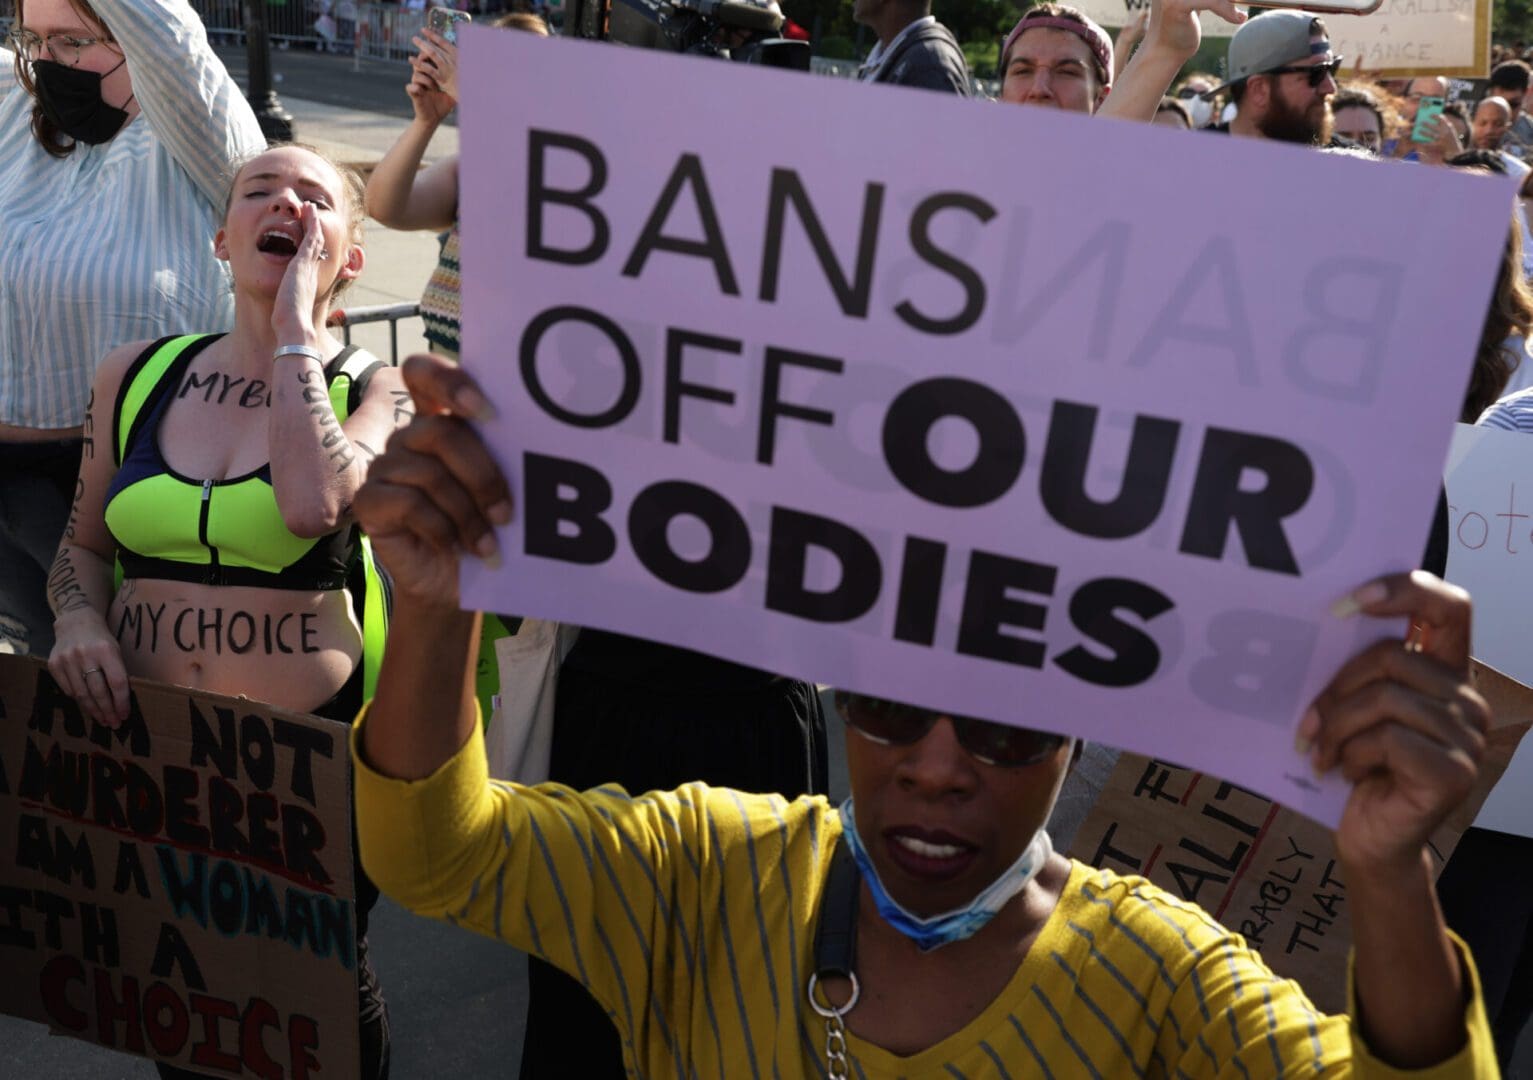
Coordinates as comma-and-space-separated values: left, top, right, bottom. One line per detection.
1069, 661, 1532, 1013
457, 29, 1512, 825
1328, 0, 1492, 79
0, 657, 359, 1077
1445, 423, 1533, 836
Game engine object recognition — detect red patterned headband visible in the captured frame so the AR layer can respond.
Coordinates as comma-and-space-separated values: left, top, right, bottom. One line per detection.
1001, 13, 1114, 87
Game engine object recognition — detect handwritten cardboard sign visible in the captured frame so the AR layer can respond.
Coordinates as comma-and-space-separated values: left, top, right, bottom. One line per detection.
1445, 423, 1533, 836
1069, 661, 1532, 1011
0, 657, 358, 1077
457, 29, 1512, 825
1329, 0, 1491, 79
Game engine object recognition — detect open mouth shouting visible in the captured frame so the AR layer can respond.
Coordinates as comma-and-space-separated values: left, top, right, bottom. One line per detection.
257, 225, 302, 259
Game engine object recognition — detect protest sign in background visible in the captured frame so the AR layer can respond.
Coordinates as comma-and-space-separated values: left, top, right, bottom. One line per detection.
457, 29, 1511, 825
1069, 661, 1532, 1013
1056, 0, 1236, 37
0, 657, 358, 1077
1329, 0, 1491, 79
1446, 423, 1533, 837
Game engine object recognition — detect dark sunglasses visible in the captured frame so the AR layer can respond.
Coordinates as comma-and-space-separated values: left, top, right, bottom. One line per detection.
1262, 57, 1344, 88
834, 693, 1066, 768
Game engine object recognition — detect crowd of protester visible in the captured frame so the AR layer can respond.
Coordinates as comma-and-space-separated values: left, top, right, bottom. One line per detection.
1, 0, 1531, 1075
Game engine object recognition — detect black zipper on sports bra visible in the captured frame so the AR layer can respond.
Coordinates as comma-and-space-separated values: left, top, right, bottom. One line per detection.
199, 479, 222, 586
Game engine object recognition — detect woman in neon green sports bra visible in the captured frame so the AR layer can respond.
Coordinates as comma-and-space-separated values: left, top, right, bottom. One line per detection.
45, 142, 409, 1080
46, 142, 410, 729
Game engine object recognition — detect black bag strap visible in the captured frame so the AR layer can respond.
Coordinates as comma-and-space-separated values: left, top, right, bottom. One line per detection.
813, 832, 860, 982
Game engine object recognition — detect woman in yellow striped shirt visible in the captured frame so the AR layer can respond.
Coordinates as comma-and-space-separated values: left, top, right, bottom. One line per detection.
350, 355, 1498, 1078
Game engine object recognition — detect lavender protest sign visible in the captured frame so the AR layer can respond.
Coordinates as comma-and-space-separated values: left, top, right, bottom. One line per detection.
456, 30, 1511, 824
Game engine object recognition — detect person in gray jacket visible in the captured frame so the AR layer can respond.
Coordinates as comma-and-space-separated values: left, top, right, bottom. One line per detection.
854, 0, 970, 95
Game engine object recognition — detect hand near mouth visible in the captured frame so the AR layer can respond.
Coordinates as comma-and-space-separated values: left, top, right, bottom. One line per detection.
272, 202, 327, 347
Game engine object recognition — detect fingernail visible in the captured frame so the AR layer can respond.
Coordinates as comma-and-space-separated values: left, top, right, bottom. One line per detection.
487, 500, 513, 526
1294, 706, 1319, 755
454, 385, 496, 422
475, 532, 501, 568
1310, 749, 1327, 779
1330, 580, 1388, 618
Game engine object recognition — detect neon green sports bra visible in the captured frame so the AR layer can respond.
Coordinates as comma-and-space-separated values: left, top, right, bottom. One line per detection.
105, 334, 383, 591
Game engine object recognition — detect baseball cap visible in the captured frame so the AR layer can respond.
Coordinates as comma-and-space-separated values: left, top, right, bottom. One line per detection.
1207, 9, 1336, 95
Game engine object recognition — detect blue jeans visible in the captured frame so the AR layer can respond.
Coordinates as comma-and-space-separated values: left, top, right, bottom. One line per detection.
0, 440, 81, 656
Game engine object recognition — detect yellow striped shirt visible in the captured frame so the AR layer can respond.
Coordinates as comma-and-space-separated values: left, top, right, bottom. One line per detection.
353, 719, 1496, 1078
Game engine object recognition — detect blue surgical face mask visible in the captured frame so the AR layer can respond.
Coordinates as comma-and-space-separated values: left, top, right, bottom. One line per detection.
838, 799, 1054, 952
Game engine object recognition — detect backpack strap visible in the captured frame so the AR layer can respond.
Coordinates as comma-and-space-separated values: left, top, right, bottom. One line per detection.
114, 334, 221, 466
323, 345, 387, 423
320, 345, 391, 700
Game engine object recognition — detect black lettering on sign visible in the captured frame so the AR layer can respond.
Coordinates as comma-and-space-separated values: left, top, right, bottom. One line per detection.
519, 305, 641, 429
115, 840, 152, 899
28, 671, 150, 757
621, 153, 739, 295
1088, 821, 1144, 874
80, 901, 120, 968
883, 377, 1024, 508
272, 719, 332, 808
17, 813, 97, 888
1039, 402, 1180, 539
1132, 760, 1184, 803
1178, 428, 1314, 575
956, 551, 1055, 670
1053, 577, 1173, 688
894, 191, 995, 336
526, 129, 611, 266
765, 508, 882, 623
758, 167, 884, 320
523, 451, 617, 565
0, 884, 36, 948
32, 888, 74, 949
892, 536, 946, 647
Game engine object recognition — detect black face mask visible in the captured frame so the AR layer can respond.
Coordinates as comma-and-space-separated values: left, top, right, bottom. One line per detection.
32, 58, 130, 145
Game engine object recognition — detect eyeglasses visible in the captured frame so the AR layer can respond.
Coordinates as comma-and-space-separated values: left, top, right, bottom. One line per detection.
1262, 57, 1344, 88
835, 693, 1066, 768
1176, 85, 1213, 100
6, 29, 111, 66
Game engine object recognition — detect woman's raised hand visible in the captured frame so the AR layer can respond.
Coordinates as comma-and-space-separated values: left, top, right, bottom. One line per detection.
1299, 571, 1490, 876
352, 354, 510, 608
271, 202, 332, 346
407, 29, 459, 122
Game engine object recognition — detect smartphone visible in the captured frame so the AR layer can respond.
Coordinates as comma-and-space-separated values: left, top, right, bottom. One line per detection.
1239, 0, 1382, 12
427, 6, 472, 43
1412, 96, 1446, 143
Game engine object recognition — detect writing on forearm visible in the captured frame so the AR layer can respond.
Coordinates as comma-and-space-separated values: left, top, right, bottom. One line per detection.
114, 602, 321, 655
181, 370, 270, 408
296, 367, 356, 475
390, 390, 416, 426
82, 388, 95, 460
48, 548, 90, 616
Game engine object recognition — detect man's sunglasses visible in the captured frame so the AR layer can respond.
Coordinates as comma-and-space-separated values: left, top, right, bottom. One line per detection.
1262, 57, 1344, 88
835, 693, 1066, 768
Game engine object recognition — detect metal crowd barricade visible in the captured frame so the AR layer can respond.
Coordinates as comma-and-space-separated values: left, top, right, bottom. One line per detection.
353, 5, 427, 63
326, 301, 422, 364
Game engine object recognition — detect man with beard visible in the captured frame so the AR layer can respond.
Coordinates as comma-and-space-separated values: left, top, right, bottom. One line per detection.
1202, 9, 1344, 145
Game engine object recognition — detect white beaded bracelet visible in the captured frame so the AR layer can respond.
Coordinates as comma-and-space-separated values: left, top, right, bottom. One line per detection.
272, 344, 324, 363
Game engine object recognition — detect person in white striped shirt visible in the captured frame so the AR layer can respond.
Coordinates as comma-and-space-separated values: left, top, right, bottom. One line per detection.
0, 0, 264, 657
